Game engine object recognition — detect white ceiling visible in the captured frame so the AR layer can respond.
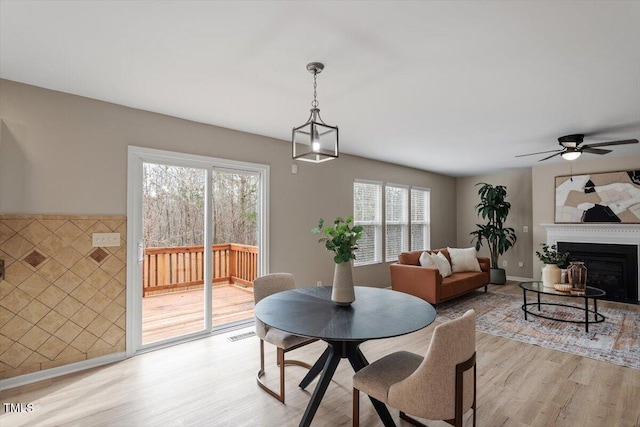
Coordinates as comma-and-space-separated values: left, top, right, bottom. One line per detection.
1, 1, 639, 177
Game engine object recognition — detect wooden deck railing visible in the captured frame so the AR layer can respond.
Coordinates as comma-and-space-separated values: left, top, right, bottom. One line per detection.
143, 243, 258, 296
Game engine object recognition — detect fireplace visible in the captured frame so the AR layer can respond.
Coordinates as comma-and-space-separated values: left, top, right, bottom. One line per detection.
542, 224, 640, 304
557, 242, 638, 303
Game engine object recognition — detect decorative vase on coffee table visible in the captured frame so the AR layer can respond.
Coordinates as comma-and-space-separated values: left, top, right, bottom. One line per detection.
332, 261, 355, 306
542, 264, 561, 288
568, 261, 587, 295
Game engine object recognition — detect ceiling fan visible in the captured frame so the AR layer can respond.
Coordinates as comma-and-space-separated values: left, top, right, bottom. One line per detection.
516, 134, 639, 162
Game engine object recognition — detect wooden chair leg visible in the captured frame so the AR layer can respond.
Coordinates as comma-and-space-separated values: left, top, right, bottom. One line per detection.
256, 340, 314, 404
352, 388, 359, 427
256, 339, 285, 403
278, 347, 285, 402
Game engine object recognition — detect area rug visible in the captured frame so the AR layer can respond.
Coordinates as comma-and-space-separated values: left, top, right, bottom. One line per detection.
436, 290, 640, 370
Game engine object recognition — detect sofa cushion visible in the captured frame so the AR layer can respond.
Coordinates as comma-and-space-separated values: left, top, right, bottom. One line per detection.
440, 272, 486, 300
399, 251, 422, 266
420, 251, 452, 278
447, 247, 481, 273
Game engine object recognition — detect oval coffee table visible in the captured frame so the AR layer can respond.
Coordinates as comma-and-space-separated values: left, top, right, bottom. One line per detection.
519, 281, 605, 333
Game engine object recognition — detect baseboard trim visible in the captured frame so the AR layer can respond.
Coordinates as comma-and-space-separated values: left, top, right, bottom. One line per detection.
506, 275, 534, 282
0, 351, 127, 392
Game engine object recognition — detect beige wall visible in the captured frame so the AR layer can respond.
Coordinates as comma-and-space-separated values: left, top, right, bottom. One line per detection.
0, 79, 457, 288
456, 169, 533, 278
531, 155, 640, 279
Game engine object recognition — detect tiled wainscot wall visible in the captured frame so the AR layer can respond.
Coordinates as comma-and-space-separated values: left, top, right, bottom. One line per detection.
0, 215, 126, 380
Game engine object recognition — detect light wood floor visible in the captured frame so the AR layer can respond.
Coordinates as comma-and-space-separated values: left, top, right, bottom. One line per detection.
2, 283, 639, 427
142, 284, 255, 343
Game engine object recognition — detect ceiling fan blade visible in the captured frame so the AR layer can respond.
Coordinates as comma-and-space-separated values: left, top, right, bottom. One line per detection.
515, 149, 562, 158
582, 139, 639, 148
582, 147, 612, 155
538, 152, 563, 162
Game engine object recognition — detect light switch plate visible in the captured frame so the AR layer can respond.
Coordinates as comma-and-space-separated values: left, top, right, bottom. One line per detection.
92, 233, 121, 247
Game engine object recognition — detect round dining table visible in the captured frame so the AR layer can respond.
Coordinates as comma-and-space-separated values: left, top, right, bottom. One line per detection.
254, 285, 436, 427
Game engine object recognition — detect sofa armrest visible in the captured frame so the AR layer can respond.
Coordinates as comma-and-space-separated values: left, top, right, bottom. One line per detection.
390, 263, 441, 304
477, 257, 490, 272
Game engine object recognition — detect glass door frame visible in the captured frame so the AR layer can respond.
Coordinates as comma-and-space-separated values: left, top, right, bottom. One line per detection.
126, 146, 269, 356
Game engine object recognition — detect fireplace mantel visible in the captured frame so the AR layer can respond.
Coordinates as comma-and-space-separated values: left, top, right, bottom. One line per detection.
541, 223, 640, 246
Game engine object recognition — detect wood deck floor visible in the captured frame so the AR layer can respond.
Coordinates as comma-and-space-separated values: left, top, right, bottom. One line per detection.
142, 284, 254, 344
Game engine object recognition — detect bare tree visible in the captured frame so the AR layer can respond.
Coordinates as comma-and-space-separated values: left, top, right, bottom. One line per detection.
143, 164, 258, 248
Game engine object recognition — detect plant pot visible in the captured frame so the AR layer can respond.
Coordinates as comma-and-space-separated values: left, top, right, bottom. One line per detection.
541, 264, 561, 288
332, 261, 355, 306
490, 268, 506, 285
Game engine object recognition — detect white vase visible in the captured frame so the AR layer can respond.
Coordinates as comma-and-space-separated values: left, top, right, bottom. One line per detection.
541, 264, 561, 288
332, 261, 355, 306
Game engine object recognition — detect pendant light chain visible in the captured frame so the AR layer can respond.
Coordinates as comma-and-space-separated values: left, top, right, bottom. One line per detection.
311, 71, 319, 109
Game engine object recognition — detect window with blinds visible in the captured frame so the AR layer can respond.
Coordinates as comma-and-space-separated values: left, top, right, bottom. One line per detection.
411, 188, 431, 251
385, 185, 408, 261
353, 181, 382, 266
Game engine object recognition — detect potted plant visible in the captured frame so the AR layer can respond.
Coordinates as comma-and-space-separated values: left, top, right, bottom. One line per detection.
312, 216, 363, 305
469, 183, 517, 285
536, 243, 570, 288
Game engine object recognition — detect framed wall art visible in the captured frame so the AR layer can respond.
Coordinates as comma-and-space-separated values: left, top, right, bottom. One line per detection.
555, 170, 640, 224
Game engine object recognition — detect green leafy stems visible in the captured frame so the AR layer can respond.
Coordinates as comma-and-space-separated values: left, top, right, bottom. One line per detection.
312, 216, 363, 264
536, 244, 570, 266
469, 182, 517, 269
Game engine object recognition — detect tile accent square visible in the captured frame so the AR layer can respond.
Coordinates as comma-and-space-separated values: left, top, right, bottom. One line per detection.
89, 248, 109, 264
23, 250, 46, 269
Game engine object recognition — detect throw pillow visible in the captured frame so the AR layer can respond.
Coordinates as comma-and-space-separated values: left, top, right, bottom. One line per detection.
419, 251, 452, 277
419, 251, 435, 268
447, 247, 481, 273
433, 251, 453, 277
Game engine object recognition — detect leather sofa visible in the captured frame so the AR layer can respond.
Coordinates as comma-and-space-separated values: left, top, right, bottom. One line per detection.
390, 248, 490, 305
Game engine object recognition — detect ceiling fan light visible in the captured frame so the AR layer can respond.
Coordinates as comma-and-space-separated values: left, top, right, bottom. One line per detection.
561, 150, 581, 161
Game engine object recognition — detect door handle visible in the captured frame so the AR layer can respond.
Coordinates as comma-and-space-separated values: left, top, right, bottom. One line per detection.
138, 242, 144, 263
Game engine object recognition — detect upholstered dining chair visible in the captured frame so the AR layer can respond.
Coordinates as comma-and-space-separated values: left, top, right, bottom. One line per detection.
253, 273, 316, 403
352, 309, 477, 427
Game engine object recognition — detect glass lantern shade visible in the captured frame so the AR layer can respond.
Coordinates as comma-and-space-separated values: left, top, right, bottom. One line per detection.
292, 109, 339, 163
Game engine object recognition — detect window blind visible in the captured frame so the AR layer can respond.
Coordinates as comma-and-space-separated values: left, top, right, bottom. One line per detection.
385, 185, 408, 261
353, 181, 382, 265
411, 188, 431, 251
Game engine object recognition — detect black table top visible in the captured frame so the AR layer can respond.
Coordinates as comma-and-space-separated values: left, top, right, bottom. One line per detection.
519, 281, 606, 298
254, 286, 436, 342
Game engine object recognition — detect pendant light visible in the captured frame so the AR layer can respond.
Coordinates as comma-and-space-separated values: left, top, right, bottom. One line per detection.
292, 62, 339, 163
